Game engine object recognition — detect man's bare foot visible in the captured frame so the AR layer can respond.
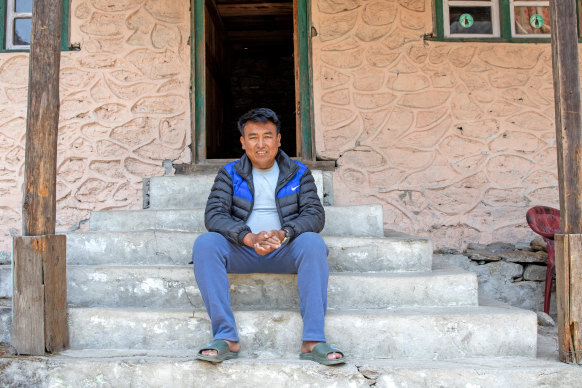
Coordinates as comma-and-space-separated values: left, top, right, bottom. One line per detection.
201, 339, 240, 357
301, 341, 343, 360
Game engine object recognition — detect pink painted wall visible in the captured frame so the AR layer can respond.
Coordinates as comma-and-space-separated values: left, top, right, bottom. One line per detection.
0, 0, 564, 252
312, 0, 559, 249
0, 0, 191, 252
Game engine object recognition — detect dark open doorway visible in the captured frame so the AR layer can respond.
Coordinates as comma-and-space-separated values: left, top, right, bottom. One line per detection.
204, 0, 296, 159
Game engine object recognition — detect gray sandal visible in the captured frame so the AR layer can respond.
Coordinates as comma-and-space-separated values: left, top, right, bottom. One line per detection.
196, 339, 239, 363
300, 343, 346, 365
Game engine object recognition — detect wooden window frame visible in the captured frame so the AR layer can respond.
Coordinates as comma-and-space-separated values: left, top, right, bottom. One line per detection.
0, 0, 71, 52
6, 0, 32, 50
510, 0, 550, 39
435, 0, 565, 42
443, 0, 500, 38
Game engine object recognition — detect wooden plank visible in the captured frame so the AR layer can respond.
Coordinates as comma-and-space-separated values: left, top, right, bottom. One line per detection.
42, 235, 68, 353
556, 234, 582, 363
12, 236, 46, 355
569, 234, 582, 363
194, 0, 207, 161
293, 0, 301, 156
22, 0, 63, 236
227, 30, 292, 42
549, 0, 582, 234
549, 0, 582, 365
206, 0, 227, 38
12, 235, 68, 354
217, 3, 292, 16
297, 0, 313, 160
556, 234, 571, 362
306, 0, 315, 160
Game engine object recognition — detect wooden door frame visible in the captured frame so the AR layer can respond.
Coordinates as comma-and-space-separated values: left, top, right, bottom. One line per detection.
190, 0, 315, 162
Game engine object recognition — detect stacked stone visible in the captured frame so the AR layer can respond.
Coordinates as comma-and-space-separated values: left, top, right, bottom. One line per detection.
439, 237, 552, 313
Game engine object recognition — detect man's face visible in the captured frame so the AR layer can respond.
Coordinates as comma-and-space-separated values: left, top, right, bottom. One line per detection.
240, 120, 281, 169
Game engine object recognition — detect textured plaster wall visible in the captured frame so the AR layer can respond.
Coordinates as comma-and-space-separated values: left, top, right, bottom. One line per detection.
0, 0, 191, 252
312, 0, 560, 249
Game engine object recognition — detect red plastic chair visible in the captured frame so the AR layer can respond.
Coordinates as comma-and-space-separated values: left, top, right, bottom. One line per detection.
526, 206, 561, 314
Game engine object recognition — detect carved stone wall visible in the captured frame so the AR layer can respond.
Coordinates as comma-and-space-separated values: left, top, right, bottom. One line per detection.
0, 0, 564, 253
0, 0, 191, 252
312, 0, 559, 249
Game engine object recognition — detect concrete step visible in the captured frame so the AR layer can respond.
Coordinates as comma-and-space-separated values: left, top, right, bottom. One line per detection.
146, 170, 333, 209
64, 302, 536, 360
1, 351, 580, 387
89, 204, 384, 238
65, 231, 433, 272
0, 260, 472, 309
0, 300, 9, 345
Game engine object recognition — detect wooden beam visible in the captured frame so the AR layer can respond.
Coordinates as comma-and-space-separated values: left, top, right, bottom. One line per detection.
12, 235, 68, 355
22, 0, 63, 236
555, 234, 582, 363
227, 29, 292, 42
549, 0, 582, 364
550, 0, 582, 233
293, 0, 301, 156
217, 3, 293, 17
12, 0, 67, 355
11, 237, 44, 355
194, 0, 207, 161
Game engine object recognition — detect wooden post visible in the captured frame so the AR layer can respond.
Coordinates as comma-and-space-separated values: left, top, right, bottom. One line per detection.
12, 0, 68, 355
12, 235, 67, 354
549, 0, 582, 364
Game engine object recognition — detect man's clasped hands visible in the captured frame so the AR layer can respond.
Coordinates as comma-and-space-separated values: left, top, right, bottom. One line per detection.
242, 230, 287, 255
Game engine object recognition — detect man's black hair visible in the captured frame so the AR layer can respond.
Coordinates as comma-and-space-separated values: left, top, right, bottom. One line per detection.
237, 108, 280, 136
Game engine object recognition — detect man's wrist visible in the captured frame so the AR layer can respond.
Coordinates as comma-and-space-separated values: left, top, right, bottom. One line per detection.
242, 232, 255, 247
280, 228, 291, 244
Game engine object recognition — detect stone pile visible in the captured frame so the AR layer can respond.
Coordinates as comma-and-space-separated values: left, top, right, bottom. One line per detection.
438, 237, 552, 313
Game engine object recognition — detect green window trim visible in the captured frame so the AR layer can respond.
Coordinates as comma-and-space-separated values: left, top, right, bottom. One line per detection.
433, 0, 563, 43
0, 0, 71, 52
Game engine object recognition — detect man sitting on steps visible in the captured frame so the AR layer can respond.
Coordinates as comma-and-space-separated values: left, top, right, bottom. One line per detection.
192, 107, 345, 365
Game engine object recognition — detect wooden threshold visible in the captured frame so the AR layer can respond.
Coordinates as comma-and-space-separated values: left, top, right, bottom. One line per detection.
174, 158, 336, 174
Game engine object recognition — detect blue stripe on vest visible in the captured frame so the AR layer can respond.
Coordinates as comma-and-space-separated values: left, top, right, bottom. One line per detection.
224, 161, 253, 202
277, 161, 306, 198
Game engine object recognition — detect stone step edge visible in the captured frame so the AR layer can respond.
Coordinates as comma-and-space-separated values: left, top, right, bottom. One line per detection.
64, 230, 433, 272
145, 171, 334, 209
0, 357, 582, 388
65, 304, 533, 316
88, 204, 384, 237
67, 229, 432, 242
0, 349, 563, 367
3, 352, 577, 388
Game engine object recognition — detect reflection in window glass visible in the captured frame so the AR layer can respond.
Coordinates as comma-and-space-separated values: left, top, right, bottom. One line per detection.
514, 6, 550, 35
14, 18, 32, 46
15, 0, 33, 13
449, 7, 493, 34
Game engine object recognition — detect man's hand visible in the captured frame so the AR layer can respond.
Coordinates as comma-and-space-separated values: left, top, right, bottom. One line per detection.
243, 230, 285, 255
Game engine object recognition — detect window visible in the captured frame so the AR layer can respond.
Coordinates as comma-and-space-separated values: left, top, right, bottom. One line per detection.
0, 0, 70, 51
436, 0, 552, 41
6, 0, 32, 49
510, 1, 550, 38
444, 1, 500, 38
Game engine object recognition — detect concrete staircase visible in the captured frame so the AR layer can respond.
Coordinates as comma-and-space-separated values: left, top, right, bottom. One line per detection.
0, 170, 576, 386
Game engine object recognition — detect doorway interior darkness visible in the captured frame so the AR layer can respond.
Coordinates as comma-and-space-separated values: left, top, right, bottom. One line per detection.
204, 0, 296, 159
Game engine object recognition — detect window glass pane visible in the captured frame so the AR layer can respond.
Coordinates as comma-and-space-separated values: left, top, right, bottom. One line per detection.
14, 18, 32, 45
514, 6, 550, 35
449, 7, 493, 34
15, 0, 33, 13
